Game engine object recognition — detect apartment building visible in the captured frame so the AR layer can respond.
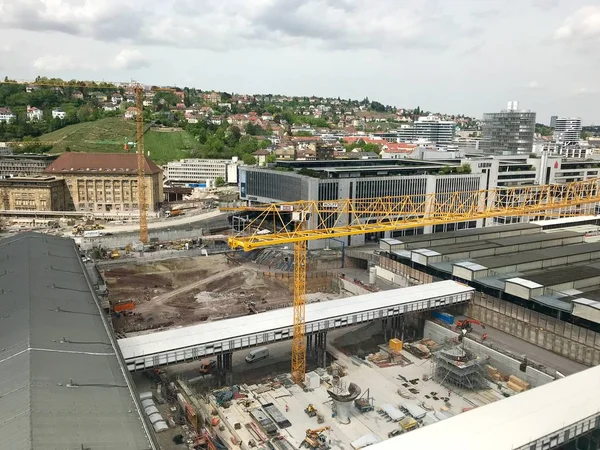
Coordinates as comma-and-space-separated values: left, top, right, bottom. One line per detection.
481, 102, 536, 155
163, 158, 240, 186
553, 117, 582, 144
384, 117, 456, 147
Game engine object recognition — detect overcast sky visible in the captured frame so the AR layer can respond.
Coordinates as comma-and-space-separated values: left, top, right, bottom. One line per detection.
0, 0, 599, 124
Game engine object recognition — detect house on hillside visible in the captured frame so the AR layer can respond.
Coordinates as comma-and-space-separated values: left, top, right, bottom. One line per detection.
26, 106, 43, 121
111, 93, 123, 104
203, 91, 221, 104
124, 106, 138, 120
52, 108, 66, 119
0, 107, 16, 123
89, 92, 108, 102
103, 102, 118, 112
72, 91, 84, 100
252, 149, 270, 166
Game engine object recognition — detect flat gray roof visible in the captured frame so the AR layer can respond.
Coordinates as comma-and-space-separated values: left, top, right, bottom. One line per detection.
0, 233, 151, 450
467, 242, 600, 270
398, 223, 539, 245
572, 287, 600, 303
523, 264, 600, 287
424, 230, 580, 255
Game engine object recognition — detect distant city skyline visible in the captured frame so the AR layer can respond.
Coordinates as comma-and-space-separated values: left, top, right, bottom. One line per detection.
1, 0, 599, 124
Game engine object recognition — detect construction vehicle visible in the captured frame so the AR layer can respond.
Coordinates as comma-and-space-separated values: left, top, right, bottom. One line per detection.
111, 250, 120, 259
354, 389, 375, 413
304, 404, 318, 417
222, 177, 600, 384
72, 223, 105, 236
166, 209, 184, 218
302, 427, 330, 450
456, 319, 486, 333
198, 359, 217, 375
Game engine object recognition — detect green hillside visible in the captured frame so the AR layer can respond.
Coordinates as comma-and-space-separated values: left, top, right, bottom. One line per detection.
39, 117, 199, 164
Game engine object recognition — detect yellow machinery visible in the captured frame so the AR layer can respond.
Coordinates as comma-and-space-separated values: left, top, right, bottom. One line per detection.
305, 404, 318, 417
223, 179, 600, 384
303, 427, 331, 450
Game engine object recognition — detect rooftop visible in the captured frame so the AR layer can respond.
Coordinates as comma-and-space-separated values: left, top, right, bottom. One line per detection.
45, 152, 162, 175
389, 364, 600, 450
0, 233, 151, 450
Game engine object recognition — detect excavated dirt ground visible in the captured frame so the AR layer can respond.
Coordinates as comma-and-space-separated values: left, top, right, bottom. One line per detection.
103, 255, 325, 333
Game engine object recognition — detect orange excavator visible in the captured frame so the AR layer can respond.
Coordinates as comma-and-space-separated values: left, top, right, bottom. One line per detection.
456, 319, 485, 333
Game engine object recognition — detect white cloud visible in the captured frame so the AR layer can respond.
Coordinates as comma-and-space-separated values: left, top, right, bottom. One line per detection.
527, 80, 541, 89
555, 5, 600, 42
574, 87, 600, 95
0, 0, 474, 52
32, 54, 96, 71
113, 49, 150, 70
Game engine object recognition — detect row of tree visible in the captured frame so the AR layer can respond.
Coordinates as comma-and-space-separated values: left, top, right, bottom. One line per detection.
185, 120, 270, 164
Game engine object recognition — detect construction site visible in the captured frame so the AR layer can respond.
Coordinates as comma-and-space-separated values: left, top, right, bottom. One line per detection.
93, 181, 600, 449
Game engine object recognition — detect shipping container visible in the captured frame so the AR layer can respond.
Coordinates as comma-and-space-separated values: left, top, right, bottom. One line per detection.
432, 311, 454, 325
114, 300, 135, 313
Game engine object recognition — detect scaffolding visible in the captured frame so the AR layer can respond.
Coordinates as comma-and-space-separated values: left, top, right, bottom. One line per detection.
432, 343, 489, 391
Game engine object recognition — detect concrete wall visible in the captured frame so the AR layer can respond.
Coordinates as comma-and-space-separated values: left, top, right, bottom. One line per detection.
423, 321, 554, 387
78, 228, 205, 250
339, 277, 377, 296
469, 292, 600, 366
262, 271, 337, 294
376, 266, 410, 287
378, 255, 434, 285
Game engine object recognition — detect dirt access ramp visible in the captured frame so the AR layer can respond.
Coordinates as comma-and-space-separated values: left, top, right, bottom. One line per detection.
102, 255, 293, 332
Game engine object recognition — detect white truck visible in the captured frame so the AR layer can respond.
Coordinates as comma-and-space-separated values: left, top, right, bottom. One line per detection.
83, 230, 102, 238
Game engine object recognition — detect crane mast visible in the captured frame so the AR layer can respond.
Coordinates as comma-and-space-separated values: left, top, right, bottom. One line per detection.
135, 84, 149, 244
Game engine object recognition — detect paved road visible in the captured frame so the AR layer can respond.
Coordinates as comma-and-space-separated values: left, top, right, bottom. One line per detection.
162, 326, 358, 388
456, 315, 588, 376
97, 209, 227, 234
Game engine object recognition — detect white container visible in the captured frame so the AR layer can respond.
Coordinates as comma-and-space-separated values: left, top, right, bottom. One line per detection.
305, 371, 320, 389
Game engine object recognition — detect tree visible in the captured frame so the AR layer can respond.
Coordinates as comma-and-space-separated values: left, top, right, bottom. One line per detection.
267, 154, 277, 163
244, 122, 263, 136
242, 154, 256, 165
215, 176, 227, 187
295, 130, 313, 137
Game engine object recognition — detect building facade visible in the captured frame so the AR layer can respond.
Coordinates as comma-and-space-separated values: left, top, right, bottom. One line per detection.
239, 162, 485, 247
45, 153, 163, 213
163, 158, 239, 186
0, 176, 69, 211
481, 103, 536, 155
390, 118, 456, 146
0, 154, 59, 177
553, 117, 582, 144
414, 117, 456, 146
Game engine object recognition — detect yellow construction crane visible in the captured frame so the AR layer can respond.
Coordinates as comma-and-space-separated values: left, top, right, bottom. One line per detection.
0, 79, 152, 243
223, 178, 600, 384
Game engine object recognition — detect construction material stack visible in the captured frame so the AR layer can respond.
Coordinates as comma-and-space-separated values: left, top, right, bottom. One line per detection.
507, 375, 530, 393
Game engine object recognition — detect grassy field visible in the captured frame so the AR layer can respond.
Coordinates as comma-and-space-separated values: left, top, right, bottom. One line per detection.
39, 117, 199, 164
143, 129, 199, 164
